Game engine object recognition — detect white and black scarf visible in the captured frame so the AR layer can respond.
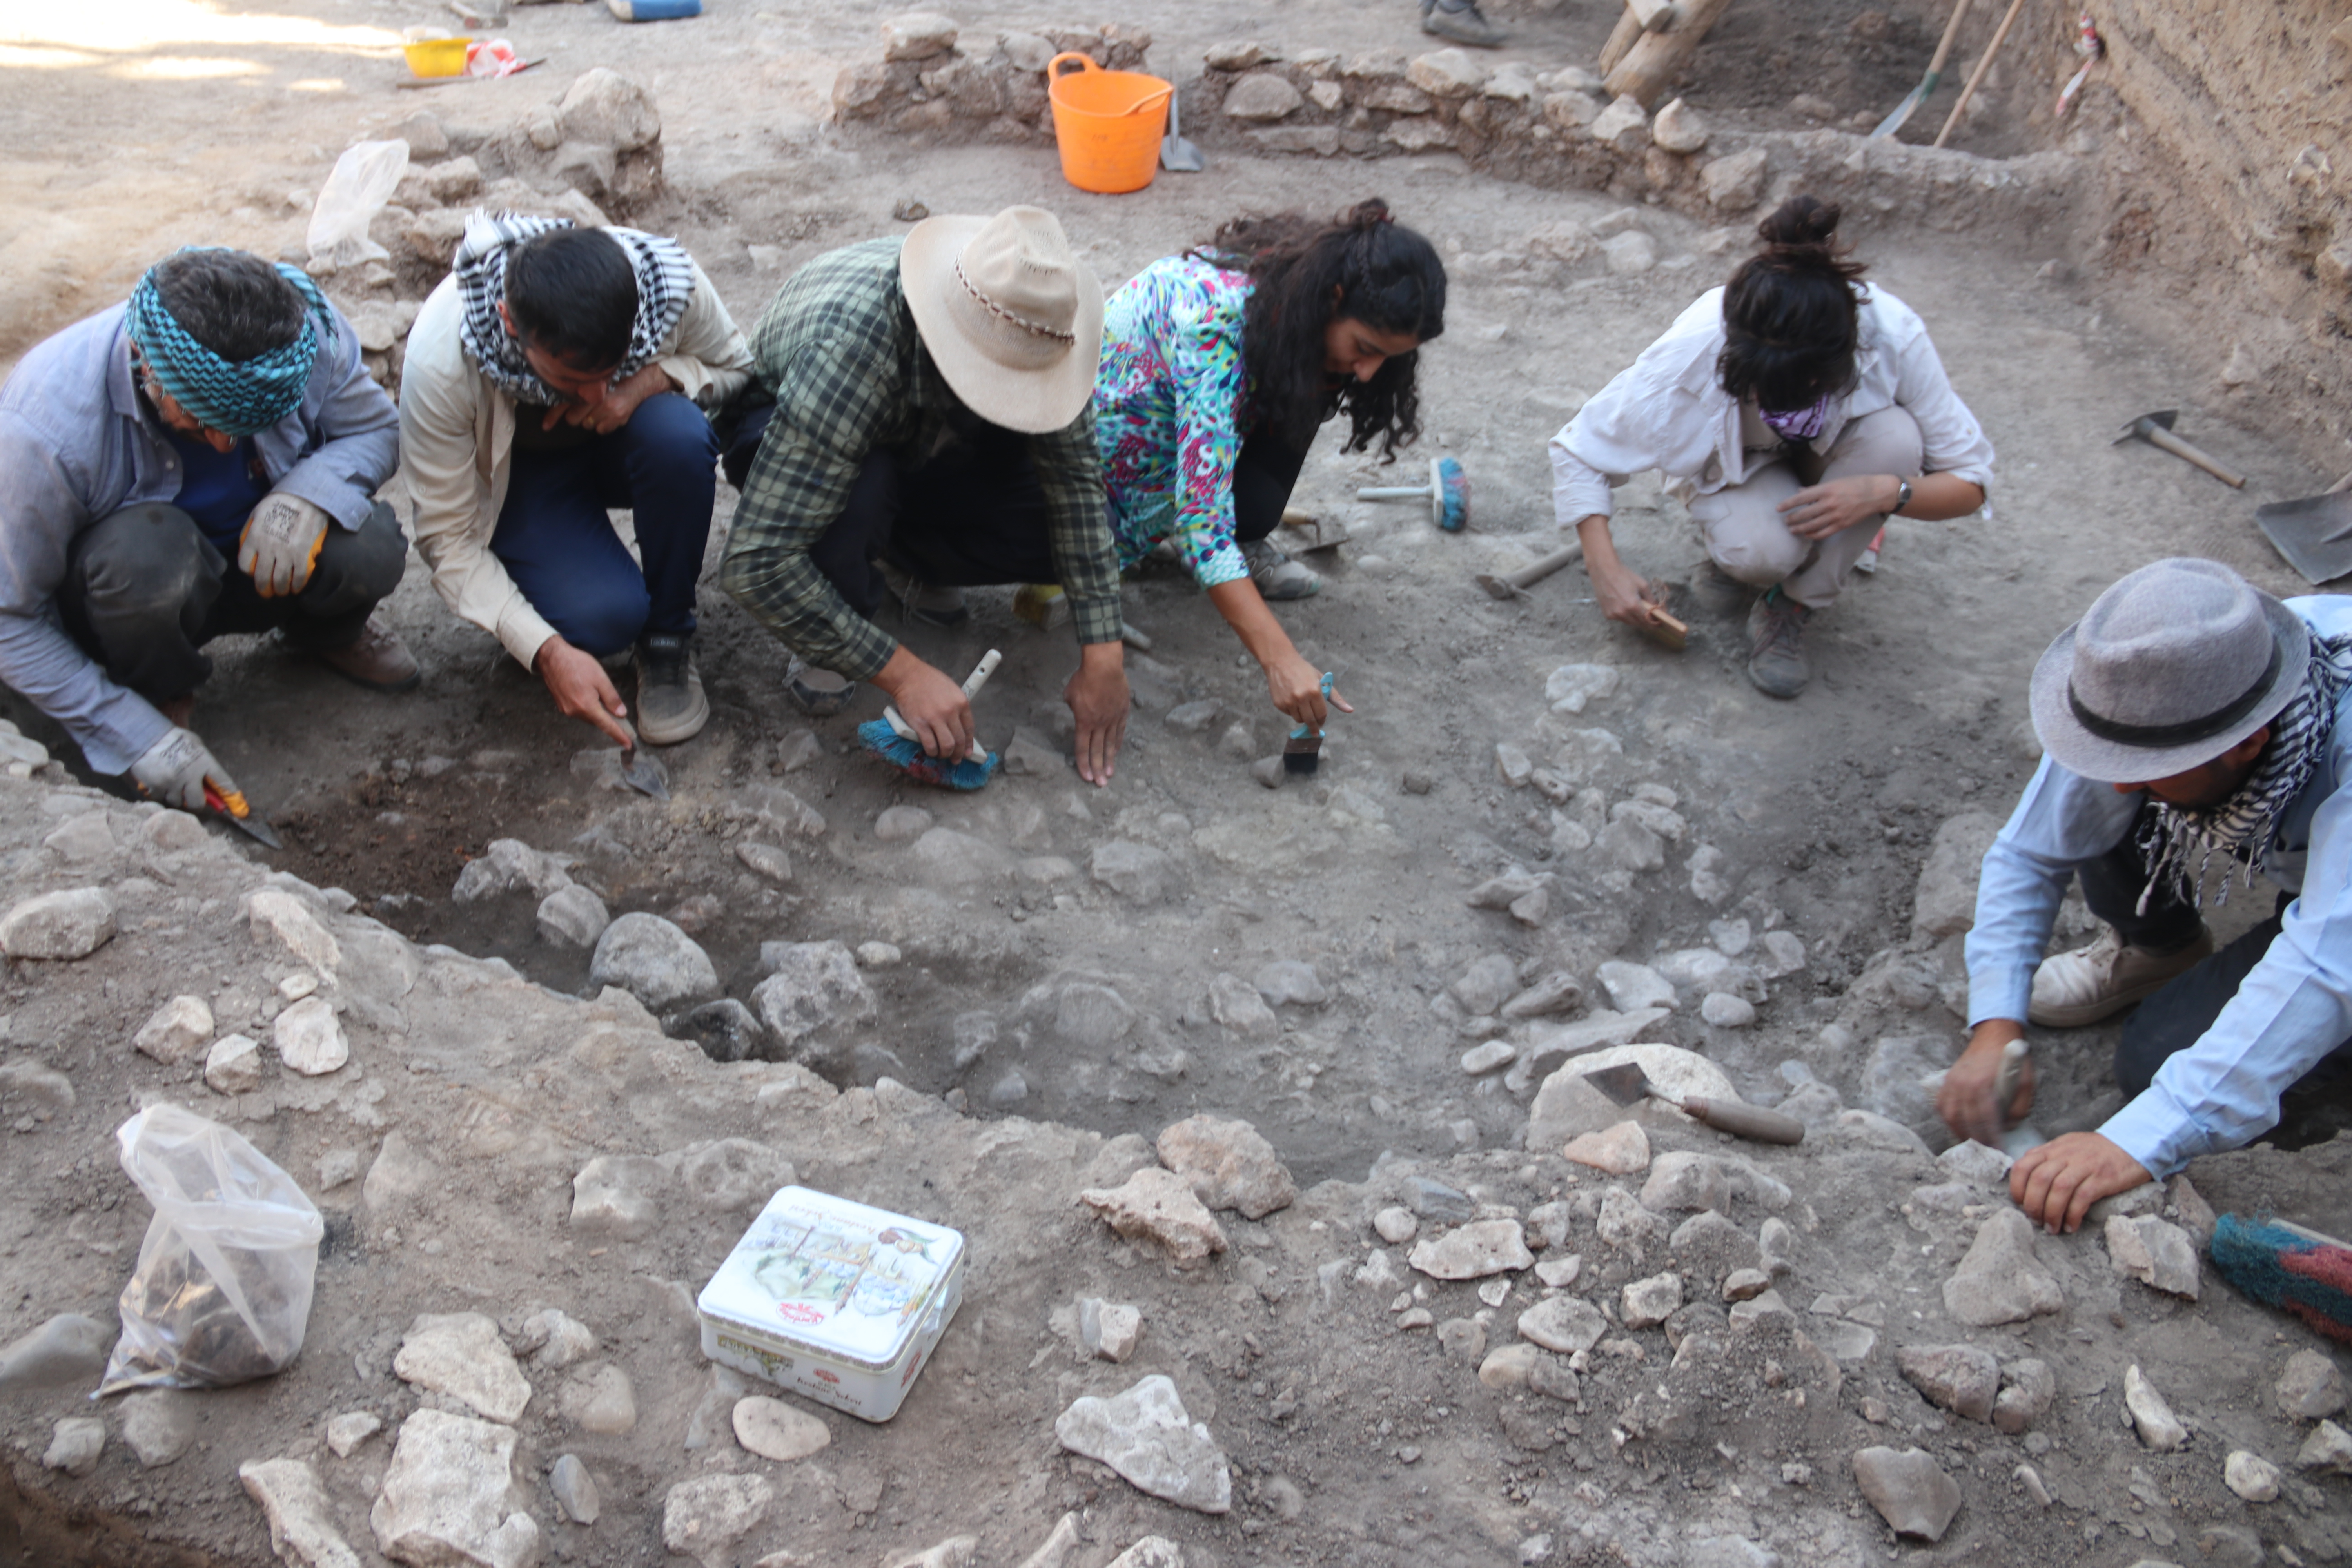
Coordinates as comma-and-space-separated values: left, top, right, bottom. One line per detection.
452, 211, 696, 405
2136, 632, 2352, 913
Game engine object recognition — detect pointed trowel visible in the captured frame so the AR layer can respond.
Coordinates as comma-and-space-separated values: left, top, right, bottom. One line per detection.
1581, 1061, 1806, 1145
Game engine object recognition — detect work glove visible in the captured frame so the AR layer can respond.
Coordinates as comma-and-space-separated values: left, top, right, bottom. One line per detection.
130, 726, 239, 814
238, 490, 331, 598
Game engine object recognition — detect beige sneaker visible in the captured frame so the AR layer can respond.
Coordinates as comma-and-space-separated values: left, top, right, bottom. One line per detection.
2027, 924, 2214, 1028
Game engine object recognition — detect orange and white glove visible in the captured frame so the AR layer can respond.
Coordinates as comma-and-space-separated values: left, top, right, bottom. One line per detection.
238, 491, 330, 598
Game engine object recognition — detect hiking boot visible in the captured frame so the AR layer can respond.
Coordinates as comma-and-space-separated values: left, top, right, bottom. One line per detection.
308, 612, 420, 693
1744, 589, 1811, 699
1691, 561, 1752, 619
1423, 0, 1510, 47
1243, 537, 1322, 601
876, 560, 969, 628
635, 632, 709, 745
2029, 924, 2214, 1028
786, 655, 856, 717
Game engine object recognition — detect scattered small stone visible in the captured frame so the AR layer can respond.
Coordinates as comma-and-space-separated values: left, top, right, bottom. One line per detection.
1897, 1343, 1999, 1422
2296, 1418, 2352, 1473
1501, 971, 1584, 1019
1517, 1295, 1608, 1355
548, 1453, 599, 1525
733, 1395, 830, 1461
1397, 1307, 1434, 1330
1401, 770, 1434, 795
880, 11, 957, 60
1374, 1207, 1419, 1244
2225, 1449, 2281, 1503
1223, 72, 1305, 121
1563, 1120, 1651, 1175
393, 1313, 532, 1424
1621, 1272, 1682, 1328
1535, 1255, 1583, 1289
1943, 1209, 2065, 1326
1937, 1140, 2013, 1186
1700, 992, 1756, 1028
1254, 959, 1329, 1007
1156, 1114, 1296, 1218
122, 1390, 199, 1467
2124, 1363, 2189, 1451
0, 887, 116, 959
1093, 840, 1180, 903
1078, 1168, 1229, 1262
2105, 1214, 2201, 1299
1757, 929, 1806, 976
1596, 960, 1675, 1012
1722, 1268, 1771, 1301
588, 913, 719, 1012
239, 1457, 356, 1567
42, 1417, 104, 1476
1054, 1374, 1231, 1514
536, 884, 611, 947
134, 995, 214, 1063
2278, 1349, 2346, 1419
875, 805, 934, 842
1851, 1446, 1962, 1542
1436, 1317, 1488, 1362
661, 1472, 774, 1566
274, 996, 348, 1076
1080, 1298, 1143, 1363
1452, 953, 1520, 1015
203, 1033, 264, 1094
1993, 1358, 2056, 1434
0, 1312, 113, 1392
1207, 972, 1278, 1038
1650, 96, 1709, 153
1408, 1219, 1533, 1280
1405, 1175, 1475, 1221
326, 1410, 382, 1456
1640, 1151, 1731, 1214
1479, 1342, 1538, 1390
735, 840, 794, 882
1495, 743, 1535, 788
1461, 1039, 1517, 1075
855, 941, 902, 967
559, 1363, 635, 1434
752, 940, 878, 1047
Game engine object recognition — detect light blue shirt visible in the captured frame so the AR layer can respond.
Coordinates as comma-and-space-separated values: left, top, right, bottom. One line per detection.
0, 302, 398, 772
1966, 597, 2352, 1177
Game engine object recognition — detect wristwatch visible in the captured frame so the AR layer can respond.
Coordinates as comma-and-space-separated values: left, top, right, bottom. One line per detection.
1894, 477, 1914, 514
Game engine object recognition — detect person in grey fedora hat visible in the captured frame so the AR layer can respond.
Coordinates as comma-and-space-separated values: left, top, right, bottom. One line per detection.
1940, 557, 2352, 1232
718, 206, 1129, 786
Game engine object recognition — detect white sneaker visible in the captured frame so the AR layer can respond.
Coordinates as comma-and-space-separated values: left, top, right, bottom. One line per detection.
2027, 924, 2213, 1028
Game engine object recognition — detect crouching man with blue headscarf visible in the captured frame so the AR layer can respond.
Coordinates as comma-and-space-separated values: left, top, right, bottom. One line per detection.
0, 247, 415, 810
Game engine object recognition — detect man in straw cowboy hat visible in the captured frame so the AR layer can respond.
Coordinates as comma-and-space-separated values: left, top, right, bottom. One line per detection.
0, 247, 415, 813
719, 206, 1129, 786
1940, 558, 2352, 1231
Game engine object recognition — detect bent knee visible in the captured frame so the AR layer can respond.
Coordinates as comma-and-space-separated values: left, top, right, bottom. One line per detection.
77, 506, 209, 613
1711, 532, 1807, 586
546, 582, 651, 658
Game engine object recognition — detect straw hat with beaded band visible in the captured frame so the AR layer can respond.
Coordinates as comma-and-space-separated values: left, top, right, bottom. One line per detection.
899, 206, 1103, 436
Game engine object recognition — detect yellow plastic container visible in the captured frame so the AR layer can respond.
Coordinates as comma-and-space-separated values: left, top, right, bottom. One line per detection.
1046, 52, 1172, 195
403, 37, 472, 78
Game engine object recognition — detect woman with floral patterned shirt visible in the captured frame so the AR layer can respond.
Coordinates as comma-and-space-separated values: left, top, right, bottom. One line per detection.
1091, 200, 1446, 735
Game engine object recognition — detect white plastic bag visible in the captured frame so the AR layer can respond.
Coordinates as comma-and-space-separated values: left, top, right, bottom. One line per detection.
306, 139, 411, 274
98, 1105, 324, 1395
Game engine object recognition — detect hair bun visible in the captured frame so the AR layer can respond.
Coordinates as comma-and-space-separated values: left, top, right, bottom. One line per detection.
1755, 194, 1842, 255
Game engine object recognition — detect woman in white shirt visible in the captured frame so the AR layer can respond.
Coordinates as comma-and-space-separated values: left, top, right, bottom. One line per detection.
1549, 196, 1993, 698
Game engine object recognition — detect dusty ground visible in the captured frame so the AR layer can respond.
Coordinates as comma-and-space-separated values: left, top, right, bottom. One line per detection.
1, 0, 2350, 1564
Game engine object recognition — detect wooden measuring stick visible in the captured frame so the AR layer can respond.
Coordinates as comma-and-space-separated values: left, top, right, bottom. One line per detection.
1933, 0, 2026, 148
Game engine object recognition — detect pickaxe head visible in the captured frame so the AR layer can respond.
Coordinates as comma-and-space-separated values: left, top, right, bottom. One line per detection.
2112, 409, 2179, 445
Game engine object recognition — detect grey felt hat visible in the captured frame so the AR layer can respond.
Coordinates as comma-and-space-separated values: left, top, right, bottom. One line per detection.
2029, 558, 2309, 784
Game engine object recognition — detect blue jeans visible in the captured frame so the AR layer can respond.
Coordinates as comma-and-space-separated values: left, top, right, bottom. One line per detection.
492, 392, 719, 656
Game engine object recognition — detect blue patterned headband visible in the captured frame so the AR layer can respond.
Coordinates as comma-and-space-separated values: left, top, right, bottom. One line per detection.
126, 250, 336, 438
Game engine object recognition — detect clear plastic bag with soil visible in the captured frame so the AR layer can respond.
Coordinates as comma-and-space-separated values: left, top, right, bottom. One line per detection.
98, 1105, 325, 1395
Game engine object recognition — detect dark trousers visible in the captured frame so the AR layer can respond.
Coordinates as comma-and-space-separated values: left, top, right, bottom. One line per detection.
492, 392, 719, 656
2078, 807, 2352, 1098
59, 499, 406, 702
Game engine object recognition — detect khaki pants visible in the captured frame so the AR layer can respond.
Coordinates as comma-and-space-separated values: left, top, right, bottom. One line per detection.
1688, 404, 1922, 612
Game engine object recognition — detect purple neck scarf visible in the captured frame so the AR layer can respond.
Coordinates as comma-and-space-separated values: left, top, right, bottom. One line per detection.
1760, 394, 1832, 443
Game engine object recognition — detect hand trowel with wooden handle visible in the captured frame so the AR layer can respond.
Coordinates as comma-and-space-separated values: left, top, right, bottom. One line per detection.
1581, 1062, 1806, 1145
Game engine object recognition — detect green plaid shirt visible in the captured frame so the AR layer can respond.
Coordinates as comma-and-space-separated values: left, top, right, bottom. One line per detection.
719, 237, 1122, 681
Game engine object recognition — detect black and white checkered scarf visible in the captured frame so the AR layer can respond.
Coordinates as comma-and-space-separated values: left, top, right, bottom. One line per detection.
452, 211, 695, 405
2136, 632, 2352, 913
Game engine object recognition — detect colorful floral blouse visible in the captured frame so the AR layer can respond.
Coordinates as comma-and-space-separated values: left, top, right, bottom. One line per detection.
1092, 253, 1254, 590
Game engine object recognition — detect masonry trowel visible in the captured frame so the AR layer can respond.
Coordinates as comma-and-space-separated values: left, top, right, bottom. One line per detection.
1581, 1062, 1806, 1145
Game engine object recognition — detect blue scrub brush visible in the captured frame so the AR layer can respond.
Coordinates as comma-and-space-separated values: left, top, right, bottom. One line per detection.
1357, 455, 1470, 532
856, 648, 1002, 790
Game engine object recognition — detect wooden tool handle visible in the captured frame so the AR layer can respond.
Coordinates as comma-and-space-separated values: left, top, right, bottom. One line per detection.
2145, 426, 2247, 488
1681, 1096, 1807, 1145
1933, 0, 2025, 147
1506, 542, 1586, 589
1925, 0, 1975, 77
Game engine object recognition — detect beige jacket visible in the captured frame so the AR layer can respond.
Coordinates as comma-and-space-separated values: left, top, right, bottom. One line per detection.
397, 262, 754, 668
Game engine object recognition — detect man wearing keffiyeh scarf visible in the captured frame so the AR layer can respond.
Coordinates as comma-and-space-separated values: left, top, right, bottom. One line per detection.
1945, 559, 2352, 1235
398, 213, 755, 750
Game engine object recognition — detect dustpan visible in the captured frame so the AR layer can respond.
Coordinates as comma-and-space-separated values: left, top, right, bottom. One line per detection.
2256, 490, 2352, 586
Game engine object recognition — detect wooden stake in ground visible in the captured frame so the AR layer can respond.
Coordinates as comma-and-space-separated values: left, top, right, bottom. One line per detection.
1933, 0, 2027, 148
1602, 0, 1738, 109
1599, 0, 1677, 76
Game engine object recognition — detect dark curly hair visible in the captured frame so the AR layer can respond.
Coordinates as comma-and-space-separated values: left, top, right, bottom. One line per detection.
1715, 194, 1869, 413
1194, 198, 1446, 461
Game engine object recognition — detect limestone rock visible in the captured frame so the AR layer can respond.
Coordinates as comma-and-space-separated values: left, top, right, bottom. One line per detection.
1374, 1207, 1419, 1244
1588, 95, 1649, 153
588, 912, 717, 1012
733, 1395, 830, 1461
1204, 39, 1267, 69
1207, 973, 1277, 1037
1993, 1357, 2055, 1434
0, 1313, 114, 1392
1223, 73, 1304, 121
1641, 1151, 1731, 1214
1897, 1343, 1999, 1422
134, 995, 214, 1063
1479, 1342, 1539, 1390
1701, 146, 1770, 211
557, 67, 660, 152
1452, 953, 1520, 1015
886, 1538, 980, 1568
1517, 1295, 1608, 1355
1055, 982, 1135, 1046
558, 1363, 635, 1434
1078, 1168, 1229, 1262
1942, 1209, 2064, 1326
661, 1472, 774, 1567
1080, 1298, 1143, 1363
1700, 992, 1757, 1027
535, 884, 610, 947
274, 996, 349, 1076
548, 1454, 599, 1525
1502, 971, 1584, 1019
882, 11, 957, 60
1093, 840, 1180, 904
1597, 960, 1675, 1012
449, 838, 574, 903
2105, 1214, 2201, 1299
122, 1390, 199, 1467
0, 1058, 74, 1114
1650, 96, 1709, 153
735, 840, 793, 882
240, 1457, 359, 1568
1911, 813, 2002, 938
1408, 1220, 1534, 1280
2224, 1449, 2280, 1503
1851, 1446, 1961, 1542
326, 1411, 382, 1456
394, 1312, 531, 1424
1621, 1271, 1683, 1328
1937, 1140, 2013, 1187
1, 887, 116, 959
2124, 1363, 2188, 1451
2278, 1349, 2346, 1419
570, 1153, 662, 1239
1156, 1114, 1295, 1218
2296, 1419, 2352, 1472
1054, 1374, 1231, 1514
875, 804, 933, 842
751, 940, 878, 1048
1407, 48, 1488, 97
205, 1033, 265, 1095
1254, 959, 1328, 1007
43, 1418, 105, 1477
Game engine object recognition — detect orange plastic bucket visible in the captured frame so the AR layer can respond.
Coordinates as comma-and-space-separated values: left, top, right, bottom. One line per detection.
1047, 52, 1172, 195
